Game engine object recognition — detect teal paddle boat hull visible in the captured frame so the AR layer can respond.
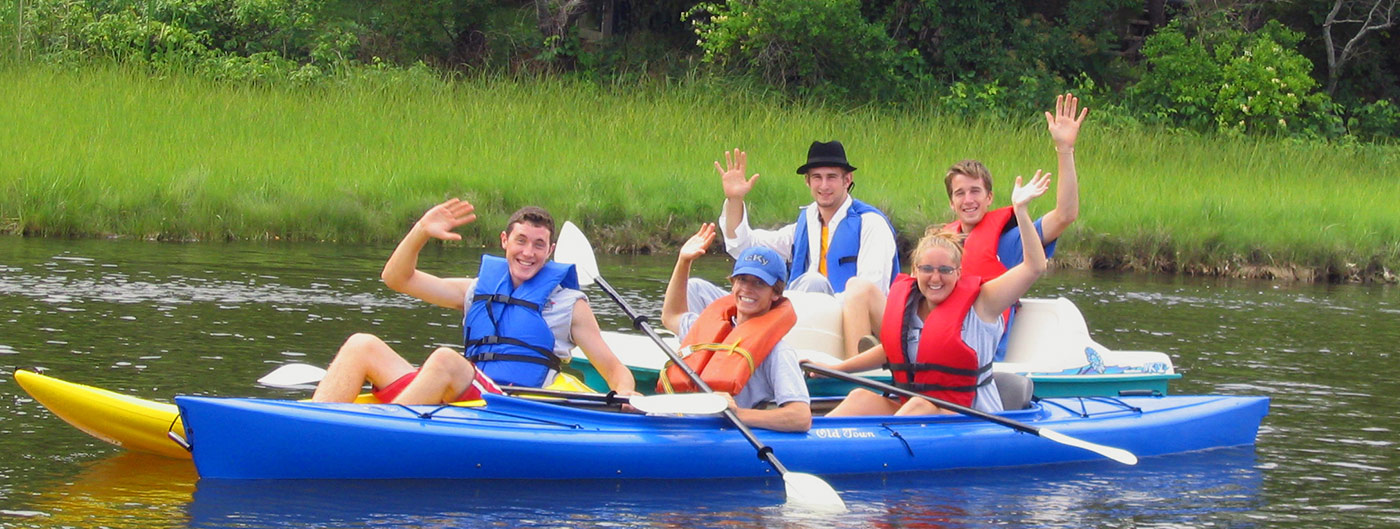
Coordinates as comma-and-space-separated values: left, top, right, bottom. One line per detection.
1027, 372, 1181, 397
176, 394, 1268, 480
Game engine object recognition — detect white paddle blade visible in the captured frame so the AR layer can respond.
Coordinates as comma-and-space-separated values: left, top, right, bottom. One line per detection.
783, 472, 847, 512
257, 363, 328, 388
1039, 428, 1139, 465
555, 221, 600, 287
629, 393, 728, 415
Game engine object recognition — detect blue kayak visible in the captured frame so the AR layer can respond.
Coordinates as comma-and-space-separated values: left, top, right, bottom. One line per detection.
176, 393, 1268, 480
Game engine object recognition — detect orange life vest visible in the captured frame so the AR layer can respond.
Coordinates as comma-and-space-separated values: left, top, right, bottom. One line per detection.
943, 206, 1015, 281
880, 274, 990, 407
658, 296, 797, 395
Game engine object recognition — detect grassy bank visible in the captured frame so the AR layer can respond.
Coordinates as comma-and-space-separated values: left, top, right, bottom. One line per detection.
2, 66, 1397, 281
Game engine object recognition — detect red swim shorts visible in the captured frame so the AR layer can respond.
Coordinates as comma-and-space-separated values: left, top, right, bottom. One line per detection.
371, 368, 504, 403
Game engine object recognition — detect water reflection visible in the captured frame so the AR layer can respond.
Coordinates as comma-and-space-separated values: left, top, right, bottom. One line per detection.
838, 448, 1264, 528
12, 453, 195, 528
177, 448, 1263, 529
190, 477, 791, 529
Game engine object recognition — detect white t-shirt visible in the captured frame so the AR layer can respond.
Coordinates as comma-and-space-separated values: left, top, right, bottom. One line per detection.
718, 195, 897, 294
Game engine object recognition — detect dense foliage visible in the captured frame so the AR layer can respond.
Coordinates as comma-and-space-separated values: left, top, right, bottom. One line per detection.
1129, 21, 1337, 137
2, 0, 1396, 142
684, 0, 909, 101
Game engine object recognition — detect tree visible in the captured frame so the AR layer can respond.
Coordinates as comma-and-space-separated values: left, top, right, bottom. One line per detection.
1322, 0, 1398, 95
536, 0, 590, 42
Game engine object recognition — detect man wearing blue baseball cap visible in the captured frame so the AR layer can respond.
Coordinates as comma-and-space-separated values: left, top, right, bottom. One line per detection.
658, 223, 812, 433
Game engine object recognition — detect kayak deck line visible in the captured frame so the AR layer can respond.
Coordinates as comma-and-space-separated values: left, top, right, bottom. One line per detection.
1036, 395, 1145, 418
399, 401, 589, 430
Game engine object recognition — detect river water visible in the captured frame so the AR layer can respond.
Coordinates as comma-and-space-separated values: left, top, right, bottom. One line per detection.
0, 238, 1395, 528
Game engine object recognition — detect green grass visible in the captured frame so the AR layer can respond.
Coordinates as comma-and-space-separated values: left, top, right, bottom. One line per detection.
2, 65, 1397, 281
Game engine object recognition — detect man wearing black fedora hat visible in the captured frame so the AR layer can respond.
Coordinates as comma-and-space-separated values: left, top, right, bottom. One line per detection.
684, 141, 899, 360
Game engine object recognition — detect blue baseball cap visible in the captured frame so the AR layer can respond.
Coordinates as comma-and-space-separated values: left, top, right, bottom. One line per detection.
729, 247, 787, 287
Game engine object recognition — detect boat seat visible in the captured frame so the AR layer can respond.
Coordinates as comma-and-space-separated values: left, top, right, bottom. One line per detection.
1001, 297, 1177, 376
784, 290, 845, 359
1004, 297, 1094, 371
992, 372, 1034, 410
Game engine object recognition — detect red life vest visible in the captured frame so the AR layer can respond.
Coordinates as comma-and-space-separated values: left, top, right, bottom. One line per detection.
943, 206, 1015, 281
880, 274, 991, 407
659, 296, 798, 395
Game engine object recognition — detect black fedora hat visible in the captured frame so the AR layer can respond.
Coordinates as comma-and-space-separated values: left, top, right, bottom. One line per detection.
795, 140, 857, 174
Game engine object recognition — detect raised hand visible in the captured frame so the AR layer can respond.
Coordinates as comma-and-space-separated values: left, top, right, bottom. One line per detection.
1045, 93, 1089, 150
679, 223, 716, 263
1011, 171, 1052, 209
716, 148, 760, 200
417, 198, 476, 241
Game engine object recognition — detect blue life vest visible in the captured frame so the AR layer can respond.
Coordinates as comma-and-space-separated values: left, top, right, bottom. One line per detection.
462, 255, 579, 387
790, 198, 899, 292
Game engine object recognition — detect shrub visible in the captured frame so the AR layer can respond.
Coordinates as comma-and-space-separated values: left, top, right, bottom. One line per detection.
1127, 22, 1220, 131
1129, 20, 1336, 139
1211, 22, 1330, 136
685, 0, 907, 101
1346, 99, 1400, 143
876, 0, 1137, 115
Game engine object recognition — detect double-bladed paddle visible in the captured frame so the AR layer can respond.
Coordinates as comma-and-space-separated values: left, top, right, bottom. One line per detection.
555, 221, 846, 512
256, 363, 729, 415
802, 363, 1139, 465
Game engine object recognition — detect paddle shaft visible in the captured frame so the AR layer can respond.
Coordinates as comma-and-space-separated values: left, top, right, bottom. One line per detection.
500, 386, 627, 405
804, 363, 1138, 465
804, 363, 1040, 435
590, 273, 791, 475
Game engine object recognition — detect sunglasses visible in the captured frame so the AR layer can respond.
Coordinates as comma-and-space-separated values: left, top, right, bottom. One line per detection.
915, 265, 960, 275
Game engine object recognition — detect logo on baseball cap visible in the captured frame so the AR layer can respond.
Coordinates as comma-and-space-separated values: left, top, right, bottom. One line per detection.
729, 247, 787, 287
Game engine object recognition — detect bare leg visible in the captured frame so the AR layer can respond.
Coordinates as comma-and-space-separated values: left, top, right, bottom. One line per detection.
392, 348, 477, 405
896, 398, 955, 416
312, 333, 416, 403
825, 388, 902, 417
840, 278, 886, 359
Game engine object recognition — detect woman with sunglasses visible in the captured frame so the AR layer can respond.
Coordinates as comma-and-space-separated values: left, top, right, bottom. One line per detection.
817, 171, 1051, 416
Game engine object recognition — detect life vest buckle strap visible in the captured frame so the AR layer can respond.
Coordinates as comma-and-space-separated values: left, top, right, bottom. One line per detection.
471, 293, 541, 312
466, 351, 563, 371
885, 362, 988, 378
895, 381, 978, 393
691, 342, 756, 374
466, 335, 559, 366
894, 375, 994, 394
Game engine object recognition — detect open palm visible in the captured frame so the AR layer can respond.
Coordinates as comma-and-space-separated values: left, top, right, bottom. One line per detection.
1011, 171, 1052, 208
680, 223, 716, 262
1045, 93, 1089, 149
716, 149, 760, 200
419, 198, 476, 241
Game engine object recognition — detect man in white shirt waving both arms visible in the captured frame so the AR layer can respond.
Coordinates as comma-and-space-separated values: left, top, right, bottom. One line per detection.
688, 142, 898, 359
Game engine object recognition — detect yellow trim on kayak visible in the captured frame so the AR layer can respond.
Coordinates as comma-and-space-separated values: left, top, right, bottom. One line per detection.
15, 370, 192, 460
